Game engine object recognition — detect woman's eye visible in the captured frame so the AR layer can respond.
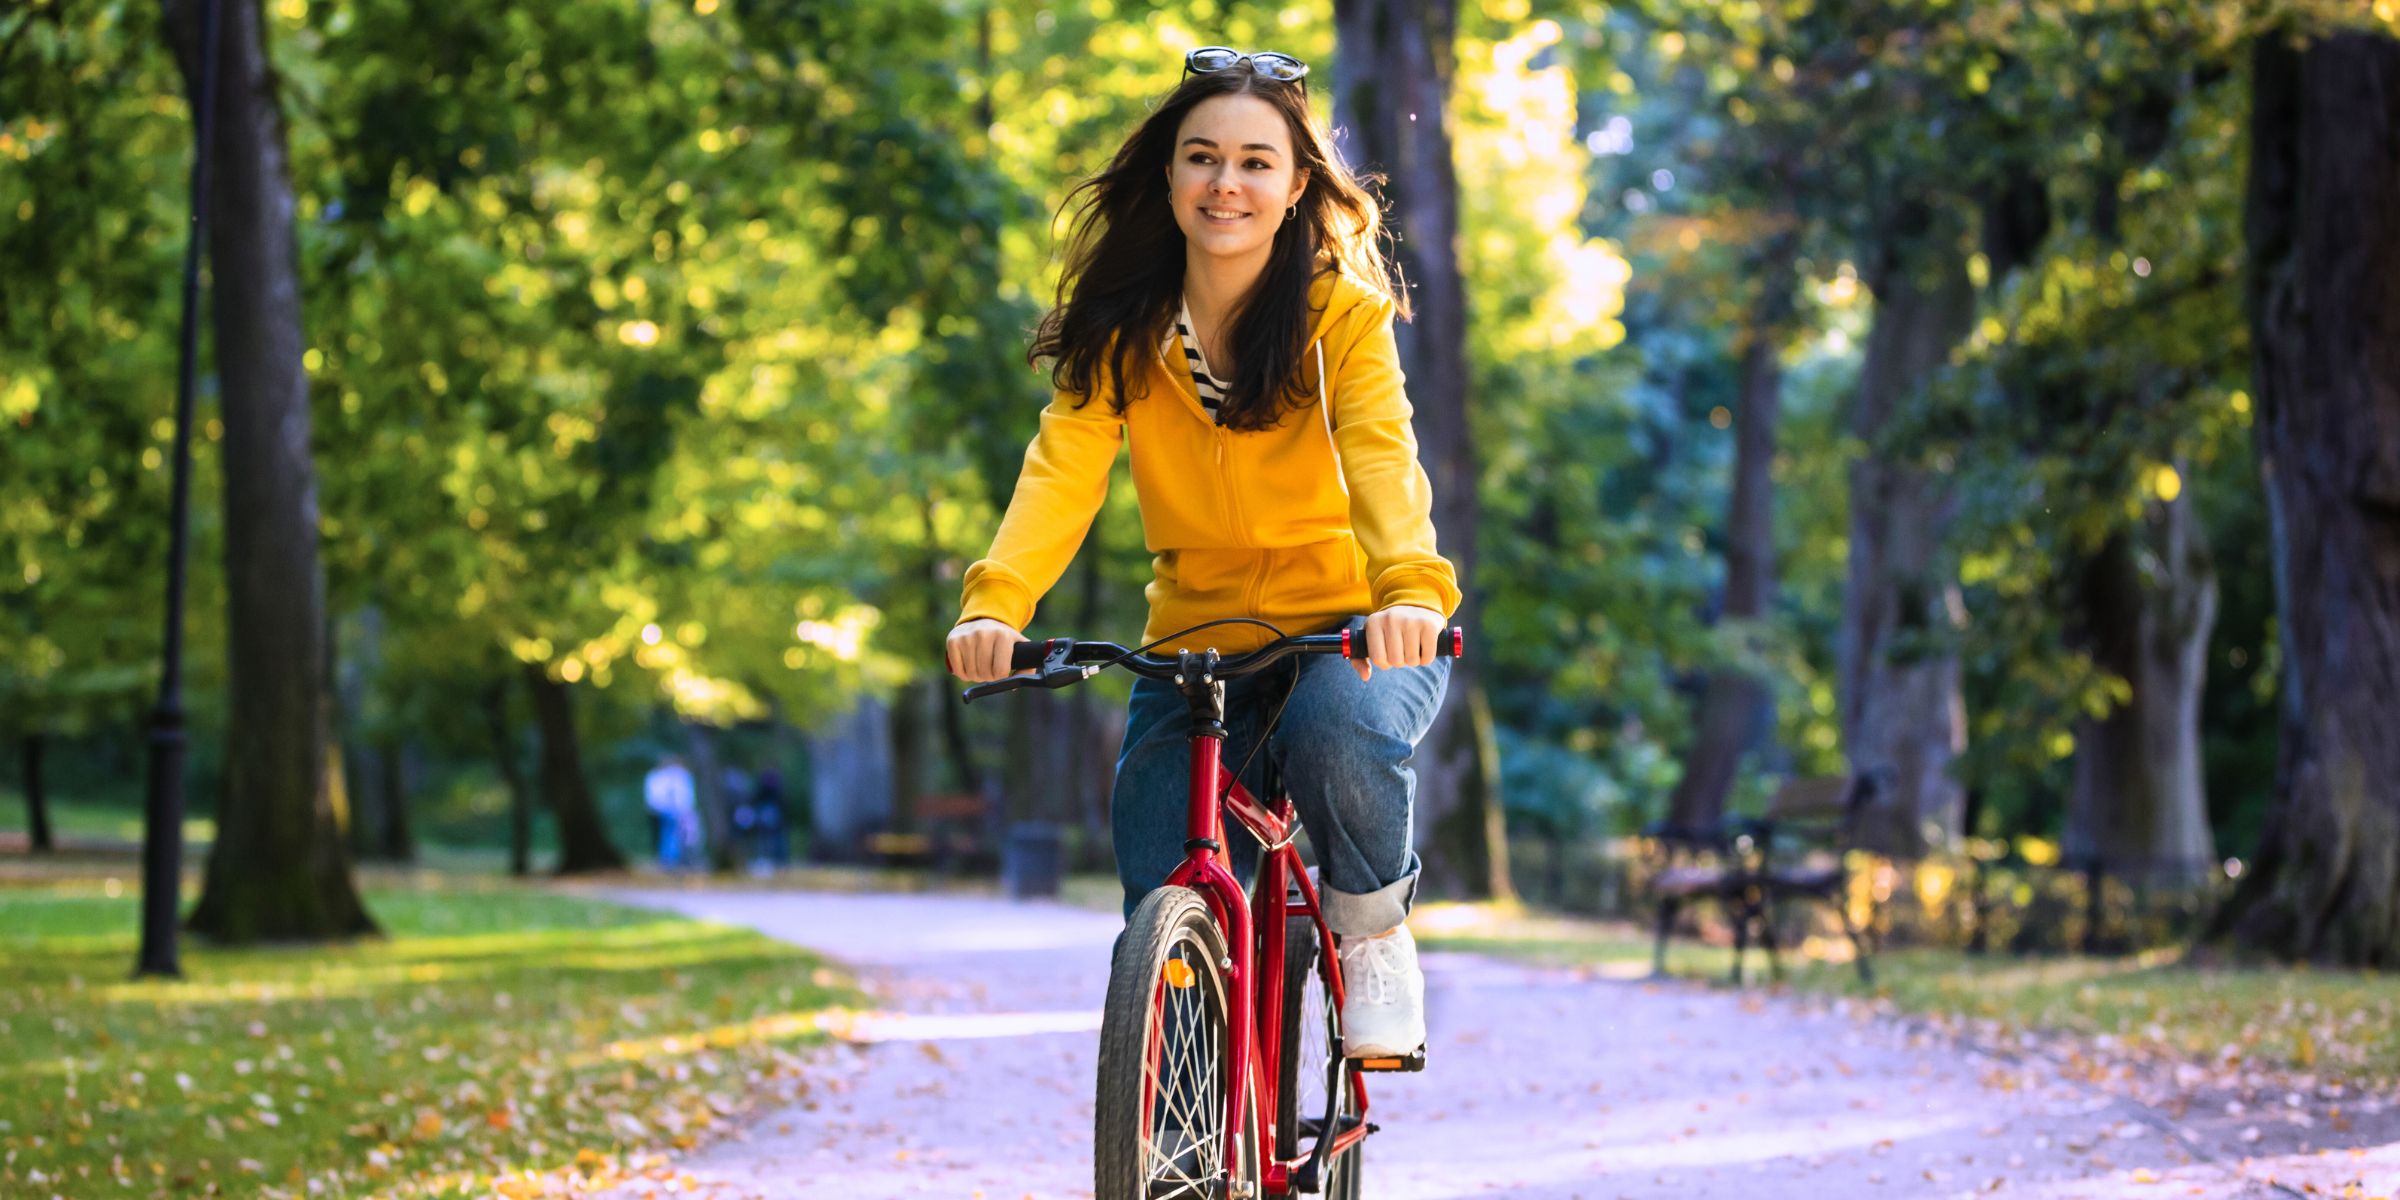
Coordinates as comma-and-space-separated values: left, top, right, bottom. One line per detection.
1246, 160, 1271, 170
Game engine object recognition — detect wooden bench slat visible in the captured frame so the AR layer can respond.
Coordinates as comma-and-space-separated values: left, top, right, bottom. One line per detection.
1652, 866, 1742, 897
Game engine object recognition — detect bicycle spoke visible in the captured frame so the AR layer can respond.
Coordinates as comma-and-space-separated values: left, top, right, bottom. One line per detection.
1140, 939, 1225, 1191
1280, 927, 1356, 1196
1101, 890, 1258, 1200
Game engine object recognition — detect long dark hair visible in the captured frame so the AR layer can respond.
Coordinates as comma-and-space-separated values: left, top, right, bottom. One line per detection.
1028, 67, 1405, 431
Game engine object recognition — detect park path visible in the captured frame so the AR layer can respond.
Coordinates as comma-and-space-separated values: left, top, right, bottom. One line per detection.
599, 886, 2398, 1199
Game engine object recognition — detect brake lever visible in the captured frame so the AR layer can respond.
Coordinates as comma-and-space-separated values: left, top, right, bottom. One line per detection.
960, 641, 1098, 704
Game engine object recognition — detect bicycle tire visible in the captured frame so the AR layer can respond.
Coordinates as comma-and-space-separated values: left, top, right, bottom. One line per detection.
1276, 917, 1363, 1199
1096, 886, 1260, 1200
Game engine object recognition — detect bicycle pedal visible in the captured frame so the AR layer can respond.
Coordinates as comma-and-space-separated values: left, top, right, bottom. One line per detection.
1347, 1047, 1426, 1072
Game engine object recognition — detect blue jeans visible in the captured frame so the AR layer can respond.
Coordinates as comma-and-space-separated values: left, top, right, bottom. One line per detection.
1111, 654, 1450, 938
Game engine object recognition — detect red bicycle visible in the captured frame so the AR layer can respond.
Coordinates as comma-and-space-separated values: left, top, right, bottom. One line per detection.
964, 620, 1464, 1199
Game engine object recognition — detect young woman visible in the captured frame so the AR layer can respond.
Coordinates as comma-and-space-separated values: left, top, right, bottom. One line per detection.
944, 46, 1457, 1061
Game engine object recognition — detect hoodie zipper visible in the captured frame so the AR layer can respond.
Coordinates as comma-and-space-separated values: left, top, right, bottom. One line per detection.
1219, 423, 1268, 617
1159, 338, 1283, 622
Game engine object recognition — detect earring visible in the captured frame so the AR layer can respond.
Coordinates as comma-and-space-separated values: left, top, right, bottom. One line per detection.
1285, 204, 1297, 222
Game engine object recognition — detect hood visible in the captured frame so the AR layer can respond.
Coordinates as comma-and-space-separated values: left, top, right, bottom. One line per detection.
1306, 268, 1393, 349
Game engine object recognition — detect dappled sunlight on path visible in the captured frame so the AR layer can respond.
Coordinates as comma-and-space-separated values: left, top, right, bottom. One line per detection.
595, 889, 1117, 1198
592, 888, 2400, 1199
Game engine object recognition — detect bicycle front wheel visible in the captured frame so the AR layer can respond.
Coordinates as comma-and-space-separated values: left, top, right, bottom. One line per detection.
1277, 917, 1363, 1199
1096, 886, 1259, 1200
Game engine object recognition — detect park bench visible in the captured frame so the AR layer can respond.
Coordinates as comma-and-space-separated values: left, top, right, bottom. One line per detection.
866, 791, 994, 871
1643, 774, 1876, 984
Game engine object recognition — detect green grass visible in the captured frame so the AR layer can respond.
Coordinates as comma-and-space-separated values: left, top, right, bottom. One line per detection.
2, 778, 657, 871
0, 877, 859, 1198
1, 797, 217, 847
1777, 946, 2400, 1084
1411, 900, 2400, 1086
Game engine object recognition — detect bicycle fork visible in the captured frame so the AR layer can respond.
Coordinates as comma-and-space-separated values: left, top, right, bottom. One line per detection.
1160, 658, 1257, 1196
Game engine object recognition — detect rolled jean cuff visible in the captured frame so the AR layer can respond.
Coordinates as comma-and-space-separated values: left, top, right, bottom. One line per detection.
1317, 857, 1421, 939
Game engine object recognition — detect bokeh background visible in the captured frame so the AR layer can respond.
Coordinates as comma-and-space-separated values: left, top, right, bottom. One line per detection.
5, 0, 2399, 957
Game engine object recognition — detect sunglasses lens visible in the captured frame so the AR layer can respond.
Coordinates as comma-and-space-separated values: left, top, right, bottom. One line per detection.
1189, 48, 1241, 73
1252, 53, 1306, 80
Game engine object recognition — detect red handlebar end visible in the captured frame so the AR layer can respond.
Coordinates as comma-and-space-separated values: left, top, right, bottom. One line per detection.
1451, 628, 1465, 657
1341, 628, 1355, 659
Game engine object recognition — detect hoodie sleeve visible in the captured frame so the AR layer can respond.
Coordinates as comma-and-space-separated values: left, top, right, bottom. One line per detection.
957, 388, 1126, 632
1324, 296, 1463, 619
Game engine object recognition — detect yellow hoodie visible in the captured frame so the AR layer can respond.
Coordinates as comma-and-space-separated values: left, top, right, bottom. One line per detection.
958, 270, 1460, 656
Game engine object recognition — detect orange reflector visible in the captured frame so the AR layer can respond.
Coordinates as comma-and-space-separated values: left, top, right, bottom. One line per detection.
1358, 1058, 1402, 1069
1163, 959, 1196, 989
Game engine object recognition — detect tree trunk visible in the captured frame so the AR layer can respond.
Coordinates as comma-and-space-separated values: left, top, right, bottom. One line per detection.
344, 741, 386, 859
1668, 237, 1795, 833
937, 671, 985, 801
1072, 550, 1110, 861
377, 740, 414, 863
683, 721, 735, 872
482, 679, 533, 877
521, 664, 625, 874
1078, 691, 1121, 871
20, 735, 54, 852
1332, 0, 1505, 898
332, 607, 411, 863
172, 0, 372, 942
2214, 32, 2400, 964
336, 609, 380, 861
2064, 493, 2219, 886
890, 678, 927, 833
1839, 223, 1977, 859
998, 699, 1031, 825
1466, 680, 1514, 902
808, 696, 894, 861
768, 715, 809, 858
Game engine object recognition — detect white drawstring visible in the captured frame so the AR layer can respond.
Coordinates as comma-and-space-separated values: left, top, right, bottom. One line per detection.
1317, 340, 1349, 497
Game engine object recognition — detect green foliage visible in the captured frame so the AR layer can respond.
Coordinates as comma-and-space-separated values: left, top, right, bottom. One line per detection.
1415, 897, 2400, 1086
1886, 38, 2261, 829
10, 0, 2395, 866
1577, 0, 2389, 850
0, 1, 224, 741
1465, 9, 1724, 826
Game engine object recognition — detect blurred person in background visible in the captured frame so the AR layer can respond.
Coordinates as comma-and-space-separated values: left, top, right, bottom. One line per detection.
642, 753, 698, 869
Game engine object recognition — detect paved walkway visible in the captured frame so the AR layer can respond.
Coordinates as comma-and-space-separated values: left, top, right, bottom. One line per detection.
600, 888, 2399, 1199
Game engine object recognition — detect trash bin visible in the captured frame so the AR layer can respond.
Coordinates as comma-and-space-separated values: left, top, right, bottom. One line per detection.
1002, 820, 1065, 900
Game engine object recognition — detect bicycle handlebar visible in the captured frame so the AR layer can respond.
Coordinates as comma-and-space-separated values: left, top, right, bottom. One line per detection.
961, 624, 1465, 704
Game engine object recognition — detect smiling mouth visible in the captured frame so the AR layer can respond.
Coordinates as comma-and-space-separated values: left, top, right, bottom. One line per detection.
1201, 207, 1250, 221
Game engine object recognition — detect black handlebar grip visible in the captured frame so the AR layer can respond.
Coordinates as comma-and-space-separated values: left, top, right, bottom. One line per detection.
1342, 626, 1467, 659
1008, 640, 1058, 671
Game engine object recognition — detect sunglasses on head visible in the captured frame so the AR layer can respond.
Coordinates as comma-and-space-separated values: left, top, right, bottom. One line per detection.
1183, 46, 1310, 88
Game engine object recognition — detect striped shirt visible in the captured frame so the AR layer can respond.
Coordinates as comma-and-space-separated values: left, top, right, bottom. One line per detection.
1175, 295, 1230, 423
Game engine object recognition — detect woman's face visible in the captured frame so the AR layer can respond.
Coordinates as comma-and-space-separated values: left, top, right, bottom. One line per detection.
1167, 93, 1310, 267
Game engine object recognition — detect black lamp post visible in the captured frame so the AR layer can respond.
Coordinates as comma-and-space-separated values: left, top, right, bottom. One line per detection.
137, 0, 223, 979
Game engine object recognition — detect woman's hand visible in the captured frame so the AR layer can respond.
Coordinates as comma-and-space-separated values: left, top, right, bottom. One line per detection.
1353, 604, 1446, 682
946, 618, 1029, 683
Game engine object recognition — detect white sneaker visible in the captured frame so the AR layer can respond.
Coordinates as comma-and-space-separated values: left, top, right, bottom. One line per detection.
1337, 924, 1426, 1058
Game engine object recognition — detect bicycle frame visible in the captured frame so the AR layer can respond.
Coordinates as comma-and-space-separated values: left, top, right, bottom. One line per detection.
1156, 651, 1370, 1197
962, 624, 1461, 1196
